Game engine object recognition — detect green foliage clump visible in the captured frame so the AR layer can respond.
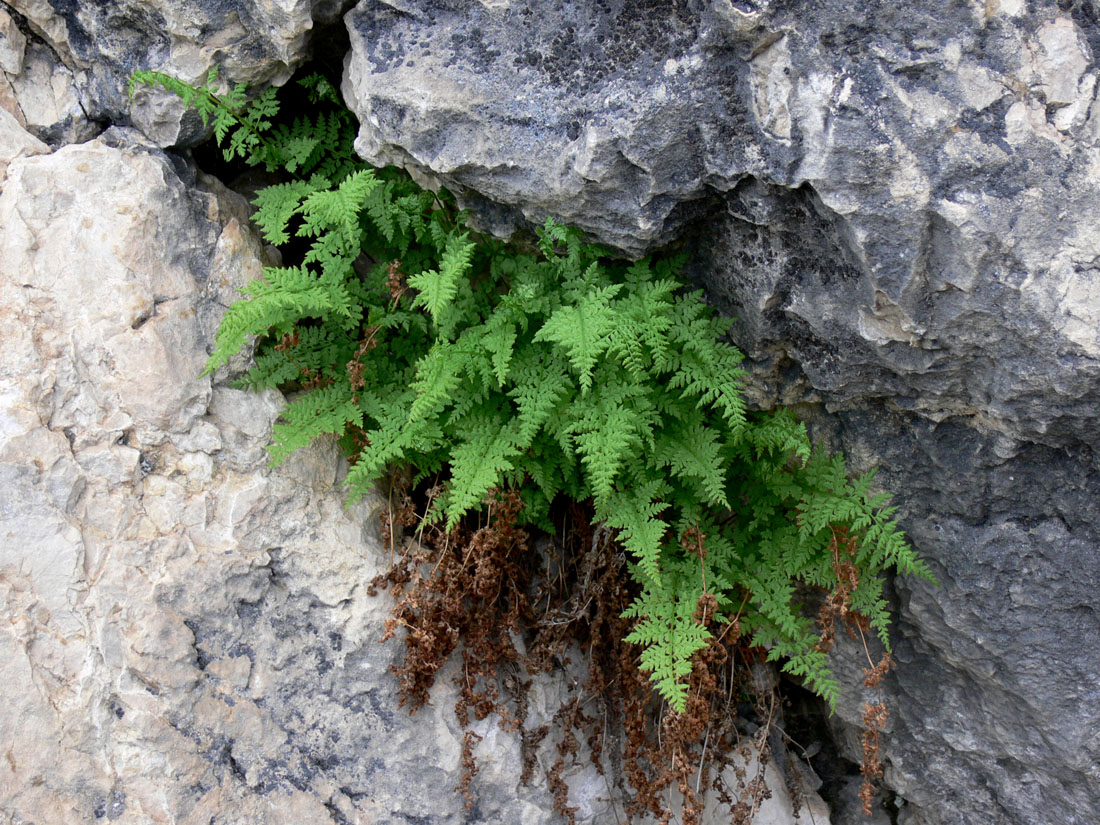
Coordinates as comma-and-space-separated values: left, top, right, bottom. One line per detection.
130, 69, 931, 713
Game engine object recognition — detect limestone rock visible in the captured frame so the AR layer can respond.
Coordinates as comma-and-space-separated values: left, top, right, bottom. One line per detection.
8, 0, 350, 146
0, 7, 26, 74
0, 103, 46, 185
4, 0, 1096, 822
0, 35, 97, 146
0, 126, 821, 824
342, 2, 1100, 824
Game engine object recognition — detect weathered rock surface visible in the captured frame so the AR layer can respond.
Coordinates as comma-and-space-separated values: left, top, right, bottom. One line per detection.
342, 2, 1100, 824
0, 124, 529, 824
0, 103, 45, 182
2, 0, 1097, 823
3, 0, 348, 145
0, 6, 25, 74
0, 29, 99, 146
0, 123, 822, 824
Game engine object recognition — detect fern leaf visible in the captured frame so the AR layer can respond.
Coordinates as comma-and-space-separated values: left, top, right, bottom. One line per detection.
298, 169, 380, 255
407, 341, 466, 424
603, 482, 671, 588
654, 420, 729, 508
568, 381, 651, 509
205, 266, 335, 372
409, 232, 476, 327
534, 283, 622, 392
269, 383, 362, 465
251, 177, 326, 245
442, 417, 523, 527
624, 587, 711, 713
509, 352, 572, 442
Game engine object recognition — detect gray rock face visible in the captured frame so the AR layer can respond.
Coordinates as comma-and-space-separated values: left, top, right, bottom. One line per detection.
0, 125, 550, 825
1, 0, 1096, 822
0, 121, 820, 824
342, 2, 1100, 824
5, 0, 348, 145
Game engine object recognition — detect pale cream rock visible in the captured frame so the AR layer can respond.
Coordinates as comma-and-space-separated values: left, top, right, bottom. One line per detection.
943, 40, 962, 72
712, 0, 764, 35
4, 40, 95, 144
0, 7, 26, 74
791, 71, 837, 181
0, 71, 22, 127
749, 34, 794, 141
1086, 82, 1100, 145
957, 62, 1006, 111
0, 130, 348, 824
1023, 220, 1100, 359
1, 140, 208, 442
0, 105, 46, 186
1033, 17, 1089, 106
5, 0, 69, 53
1005, 98, 1070, 149
858, 291, 927, 346
993, 0, 1026, 17
1053, 71, 1097, 132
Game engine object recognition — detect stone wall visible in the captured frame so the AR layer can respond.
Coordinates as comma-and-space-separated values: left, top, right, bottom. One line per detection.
342, 2, 1100, 823
2, 1, 1098, 824
0, 4, 821, 823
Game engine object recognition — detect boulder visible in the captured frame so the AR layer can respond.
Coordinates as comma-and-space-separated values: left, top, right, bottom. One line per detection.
341, 2, 1100, 823
6, 0, 351, 145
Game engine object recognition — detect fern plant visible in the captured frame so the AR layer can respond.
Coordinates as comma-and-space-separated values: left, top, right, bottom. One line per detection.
131, 70, 931, 714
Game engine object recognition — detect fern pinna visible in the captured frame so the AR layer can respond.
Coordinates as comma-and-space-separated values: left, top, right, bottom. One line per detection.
132, 70, 930, 714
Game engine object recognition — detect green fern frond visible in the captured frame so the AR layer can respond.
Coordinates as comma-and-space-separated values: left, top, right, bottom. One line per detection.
251, 177, 327, 245
269, 383, 362, 465
509, 352, 572, 442
624, 585, 711, 712
441, 415, 524, 527
408, 232, 476, 329
297, 169, 380, 256
603, 481, 671, 588
408, 341, 466, 424
145, 69, 931, 724
653, 420, 729, 508
568, 380, 653, 509
205, 265, 337, 372
534, 282, 622, 393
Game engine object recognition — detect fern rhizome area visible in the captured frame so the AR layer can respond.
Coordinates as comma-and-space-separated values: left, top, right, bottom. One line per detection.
131, 67, 931, 823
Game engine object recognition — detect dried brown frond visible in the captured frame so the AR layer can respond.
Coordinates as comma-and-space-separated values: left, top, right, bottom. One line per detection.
457, 729, 482, 809
274, 330, 300, 352
859, 700, 889, 814
386, 259, 407, 303
367, 493, 863, 824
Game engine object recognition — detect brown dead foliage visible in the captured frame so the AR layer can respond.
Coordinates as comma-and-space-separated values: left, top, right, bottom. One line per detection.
369, 484, 884, 823
816, 526, 897, 817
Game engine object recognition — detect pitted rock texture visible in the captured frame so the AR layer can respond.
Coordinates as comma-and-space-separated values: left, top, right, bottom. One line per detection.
343, 0, 1100, 440
0, 123, 822, 825
0, 125, 560, 825
4, 0, 349, 145
342, 2, 1100, 824
816, 409, 1100, 825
